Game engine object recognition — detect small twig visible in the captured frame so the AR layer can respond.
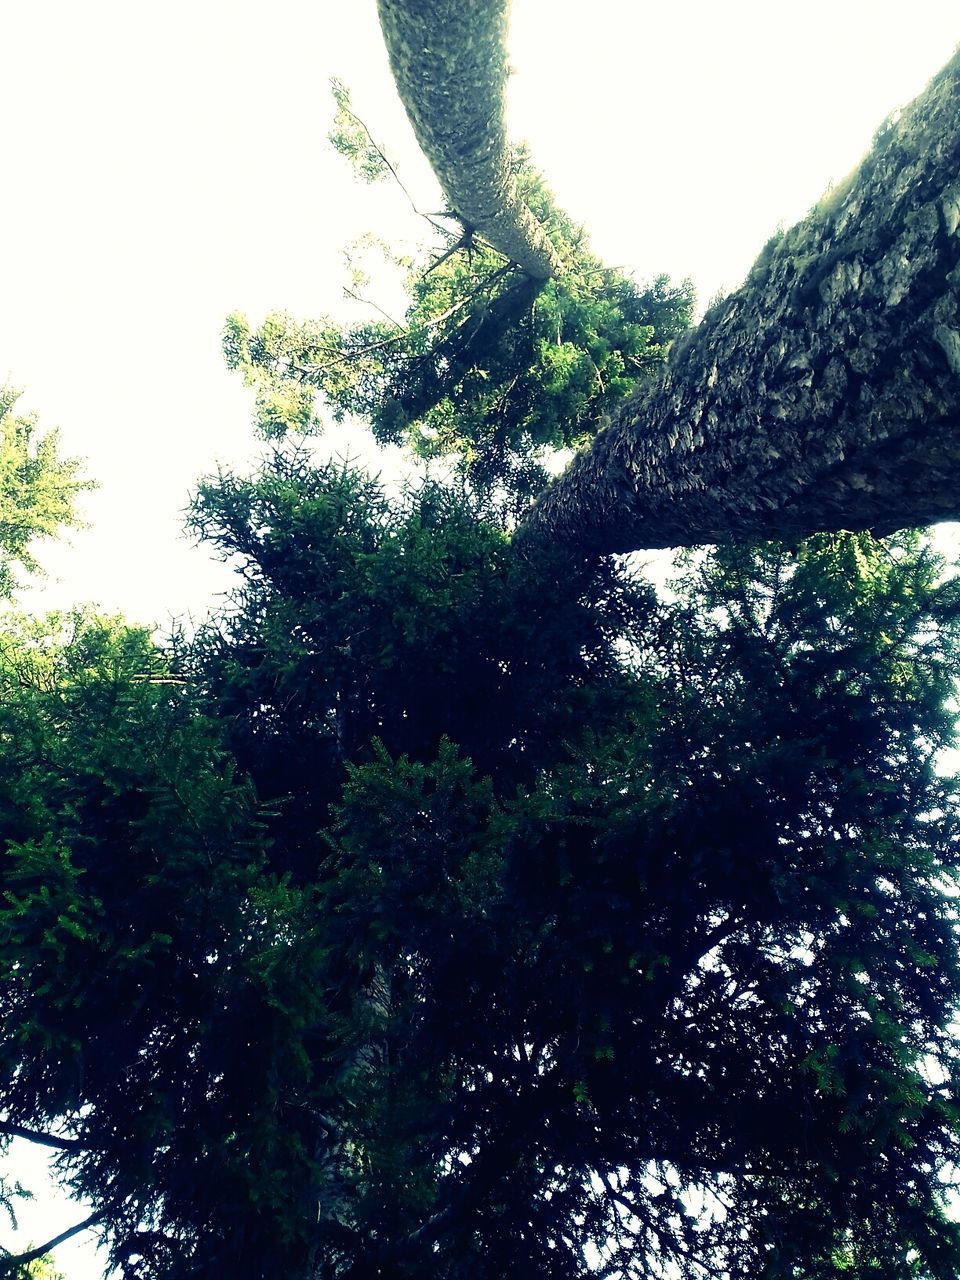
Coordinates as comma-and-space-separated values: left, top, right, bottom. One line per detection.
129, 674, 188, 687
332, 85, 452, 239
342, 288, 403, 329
293, 264, 517, 377
423, 231, 474, 278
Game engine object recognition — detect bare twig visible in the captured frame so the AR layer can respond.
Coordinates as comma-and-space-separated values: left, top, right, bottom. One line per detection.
342, 288, 404, 329
331, 80, 454, 240
423, 231, 474, 277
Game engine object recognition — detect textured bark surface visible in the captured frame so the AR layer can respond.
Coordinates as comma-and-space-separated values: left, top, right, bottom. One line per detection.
377, 0, 562, 279
524, 51, 960, 552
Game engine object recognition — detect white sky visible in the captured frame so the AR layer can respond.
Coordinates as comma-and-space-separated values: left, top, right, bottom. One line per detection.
2, 1, 960, 1275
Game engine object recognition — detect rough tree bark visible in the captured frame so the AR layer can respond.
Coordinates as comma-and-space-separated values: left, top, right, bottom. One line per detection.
526, 49, 960, 552
378, 0, 960, 553
376, 0, 562, 280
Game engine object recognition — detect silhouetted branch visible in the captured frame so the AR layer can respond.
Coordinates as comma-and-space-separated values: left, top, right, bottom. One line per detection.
0, 1213, 102, 1275
0, 1121, 83, 1152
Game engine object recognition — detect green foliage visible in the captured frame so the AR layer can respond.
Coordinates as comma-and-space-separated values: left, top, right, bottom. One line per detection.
0, 610, 326, 1277
185, 451, 648, 868
186, 459, 960, 1277
328, 80, 391, 184
224, 149, 693, 507
0, 387, 89, 596
0, 1176, 33, 1274
3, 436, 960, 1276
10, 1253, 66, 1280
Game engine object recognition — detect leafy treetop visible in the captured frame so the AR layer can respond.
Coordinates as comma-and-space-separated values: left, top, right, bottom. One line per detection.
0, 387, 89, 598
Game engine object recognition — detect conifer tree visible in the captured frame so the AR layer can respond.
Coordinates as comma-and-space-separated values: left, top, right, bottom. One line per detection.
3, 37, 960, 1280
5, 449, 960, 1276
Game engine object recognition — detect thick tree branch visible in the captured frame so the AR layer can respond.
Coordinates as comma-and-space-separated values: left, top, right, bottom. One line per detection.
0, 1213, 102, 1275
376, 7, 960, 546
0, 1121, 83, 1151
524, 50, 960, 552
376, 0, 563, 280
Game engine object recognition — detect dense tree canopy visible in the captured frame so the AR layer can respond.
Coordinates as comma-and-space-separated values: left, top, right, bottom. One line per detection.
3, 443, 960, 1275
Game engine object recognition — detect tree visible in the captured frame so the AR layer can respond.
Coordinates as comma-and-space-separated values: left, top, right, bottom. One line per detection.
4, 446, 960, 1276
0, 387, 94, 1275
186, 470, 960, 1279
0, 609, 329, 1278
223, 152, 693, 510
0, 386, 89, 597
376, 0, 561, 279
22, 1255, 67, 1280
1, 1223, 80, 1279
3, 24, 960, 1279
376, 2, 960, 550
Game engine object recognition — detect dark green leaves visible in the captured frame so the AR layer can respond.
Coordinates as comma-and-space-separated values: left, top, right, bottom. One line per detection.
180, 453, 960, 1278
2, 86, 959, 1277
5, 453, 960, 1277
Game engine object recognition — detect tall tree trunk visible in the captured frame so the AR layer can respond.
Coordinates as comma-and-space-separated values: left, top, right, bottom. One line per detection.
376, 4, 960, 552
523, 50, 960, 552
376, 0, 562, 280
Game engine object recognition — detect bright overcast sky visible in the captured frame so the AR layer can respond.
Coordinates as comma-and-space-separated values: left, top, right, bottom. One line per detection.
2, 1, 960, 1274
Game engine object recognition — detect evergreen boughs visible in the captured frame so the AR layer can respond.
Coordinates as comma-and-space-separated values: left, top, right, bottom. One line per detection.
224, 149, 693, 509
186, 461, 960, 1276
3, 449, 960, 1276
